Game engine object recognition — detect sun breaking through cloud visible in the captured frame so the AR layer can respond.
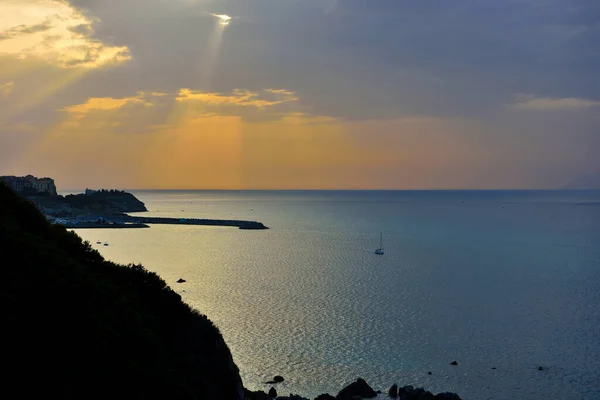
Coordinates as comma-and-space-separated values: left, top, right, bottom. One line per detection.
210, 13, 233, 25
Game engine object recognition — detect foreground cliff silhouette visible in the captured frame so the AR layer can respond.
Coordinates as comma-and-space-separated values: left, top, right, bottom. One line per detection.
0, 182, 243, 400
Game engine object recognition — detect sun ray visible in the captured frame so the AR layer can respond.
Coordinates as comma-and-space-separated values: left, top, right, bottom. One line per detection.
200, 15, 231, 90
0, 67, 90, 122
0, 0, 131, 119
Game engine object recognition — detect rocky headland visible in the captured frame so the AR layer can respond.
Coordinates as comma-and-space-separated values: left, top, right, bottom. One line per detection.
30, 188, 148, 217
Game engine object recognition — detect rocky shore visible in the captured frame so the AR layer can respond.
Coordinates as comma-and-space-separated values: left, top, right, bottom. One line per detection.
245, 378, 461, 400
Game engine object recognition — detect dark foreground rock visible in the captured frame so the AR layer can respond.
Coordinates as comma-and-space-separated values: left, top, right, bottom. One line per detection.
434, 393, 462, 400
251, 376, 462, 400
245, 389, 269, 400
337, 378, 377, 399
334, 380, 460, 400
314, 394, 336, 400
420, 392, 435, 400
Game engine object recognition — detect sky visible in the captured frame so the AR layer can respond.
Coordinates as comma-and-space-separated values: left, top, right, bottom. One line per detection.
1, 0, 599, 190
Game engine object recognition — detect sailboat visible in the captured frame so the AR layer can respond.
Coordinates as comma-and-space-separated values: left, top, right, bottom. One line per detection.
374, 232, 384, 255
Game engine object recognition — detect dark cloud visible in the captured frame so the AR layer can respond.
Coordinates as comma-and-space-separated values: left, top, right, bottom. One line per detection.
8, 0, 590, 121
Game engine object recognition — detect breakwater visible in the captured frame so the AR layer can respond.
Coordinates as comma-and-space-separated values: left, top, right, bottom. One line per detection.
123, 215, 269, 230
61, 222, 149, 229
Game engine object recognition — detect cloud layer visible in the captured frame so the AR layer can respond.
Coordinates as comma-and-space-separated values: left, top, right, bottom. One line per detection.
0, 0, 598, 189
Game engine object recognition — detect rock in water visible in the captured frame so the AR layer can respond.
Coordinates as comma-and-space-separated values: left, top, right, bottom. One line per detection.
337, 378, 377, 399
244, 389, 270, 400
176, 278, 186, 283
433, 393, 462, 400
388, 383, 398, 398
449, 361, 458, 366
398, 385, 414, 399
268, 387, 277, 398
314, 394, 336, 400
274, 375, 285, 383
419, 392, 435, 400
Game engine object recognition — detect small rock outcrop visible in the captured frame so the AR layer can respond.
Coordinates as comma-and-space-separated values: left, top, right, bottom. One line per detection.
314, 394, 336, 400
388, 383, 398, 397
337, 378, 377, 399
177, 278, 186, 283
449, 361, 458, 366
398, 386, 427, 400
433, 393, 462, 400
244, 389, 269, 400
419, 392, 435, 400
274, 376, 285, 383
268, 387, 277, 398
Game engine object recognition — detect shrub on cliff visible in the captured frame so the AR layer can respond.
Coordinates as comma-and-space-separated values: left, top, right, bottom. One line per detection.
0, 183, 242, 400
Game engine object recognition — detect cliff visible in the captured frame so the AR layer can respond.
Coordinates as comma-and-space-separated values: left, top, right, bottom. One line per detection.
0, 183, 243, 400
27, 188, 147, 219
71, 189, 148, 212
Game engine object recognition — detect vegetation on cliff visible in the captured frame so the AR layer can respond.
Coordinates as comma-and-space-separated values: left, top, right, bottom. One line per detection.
0, 183, 242, 400
64, 189, 148, 213
30, 188, 148, 217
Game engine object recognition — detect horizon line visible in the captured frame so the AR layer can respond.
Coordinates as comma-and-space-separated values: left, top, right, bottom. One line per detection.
59, 188, 600, 193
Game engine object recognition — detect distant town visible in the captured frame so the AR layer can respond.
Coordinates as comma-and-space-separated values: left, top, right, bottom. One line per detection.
1, 174, 58, 196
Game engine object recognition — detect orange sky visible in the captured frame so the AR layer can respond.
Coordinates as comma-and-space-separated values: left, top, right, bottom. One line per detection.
1, 0, 598, 189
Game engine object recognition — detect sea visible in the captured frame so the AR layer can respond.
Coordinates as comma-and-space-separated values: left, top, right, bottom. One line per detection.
70, 190, 600, 400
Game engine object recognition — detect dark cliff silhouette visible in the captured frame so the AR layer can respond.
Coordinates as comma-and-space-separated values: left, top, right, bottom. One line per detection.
0, 182, 243, 400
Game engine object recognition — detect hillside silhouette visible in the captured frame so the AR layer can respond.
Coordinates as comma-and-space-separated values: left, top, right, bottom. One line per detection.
0, 182, 243, 400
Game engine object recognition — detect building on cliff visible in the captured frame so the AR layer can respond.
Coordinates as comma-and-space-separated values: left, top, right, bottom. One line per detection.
0, 174, 58, 196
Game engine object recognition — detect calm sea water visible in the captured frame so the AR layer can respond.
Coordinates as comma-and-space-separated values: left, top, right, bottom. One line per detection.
72, 191, 600, 400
